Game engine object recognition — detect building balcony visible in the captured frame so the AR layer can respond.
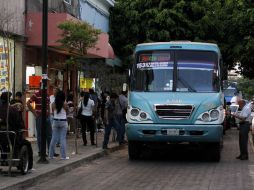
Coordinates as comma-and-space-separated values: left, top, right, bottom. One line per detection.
25, 12, 115, 59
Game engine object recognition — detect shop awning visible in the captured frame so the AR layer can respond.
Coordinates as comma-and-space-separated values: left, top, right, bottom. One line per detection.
25, 13, 115, 59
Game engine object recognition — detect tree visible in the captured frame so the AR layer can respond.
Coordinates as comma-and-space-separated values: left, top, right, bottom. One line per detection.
235, 78, 254, 100
109, 0, 254, 78
58, 20, 101, 57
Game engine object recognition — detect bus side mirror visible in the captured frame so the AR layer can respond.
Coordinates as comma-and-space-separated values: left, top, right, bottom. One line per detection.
128, 63, 133, 86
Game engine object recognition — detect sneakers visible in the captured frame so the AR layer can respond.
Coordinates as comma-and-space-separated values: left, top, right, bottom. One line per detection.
236, 155, 248, 160
60, 157, 70, 160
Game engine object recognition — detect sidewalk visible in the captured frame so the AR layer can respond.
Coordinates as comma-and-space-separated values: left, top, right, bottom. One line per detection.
0, 131, 125, 190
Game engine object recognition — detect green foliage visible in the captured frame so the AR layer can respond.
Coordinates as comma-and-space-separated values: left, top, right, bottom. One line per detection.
57, 20, 101, 71
58, 21, 101, 55
110, 0, 254, 78
235, 78, 254, 100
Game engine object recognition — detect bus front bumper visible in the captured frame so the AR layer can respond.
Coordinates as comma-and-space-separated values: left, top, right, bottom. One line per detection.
126, 123, 223, 143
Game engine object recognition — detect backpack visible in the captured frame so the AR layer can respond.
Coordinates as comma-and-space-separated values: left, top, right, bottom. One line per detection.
108, 98, 122, 116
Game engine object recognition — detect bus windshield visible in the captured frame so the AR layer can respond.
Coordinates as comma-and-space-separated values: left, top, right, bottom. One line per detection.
132, 50, 219, 92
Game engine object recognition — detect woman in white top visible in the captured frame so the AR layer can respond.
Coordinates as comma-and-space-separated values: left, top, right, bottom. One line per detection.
49, 90, 69, 160
78, 92, 95, 146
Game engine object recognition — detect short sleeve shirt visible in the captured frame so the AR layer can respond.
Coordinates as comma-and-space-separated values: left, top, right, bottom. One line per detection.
239, 102, 252, 122
27, 90, 50, 116
78, 99, 94, 116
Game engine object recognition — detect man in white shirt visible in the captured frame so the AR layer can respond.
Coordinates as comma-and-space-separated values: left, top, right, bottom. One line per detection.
232, 99, 253, 160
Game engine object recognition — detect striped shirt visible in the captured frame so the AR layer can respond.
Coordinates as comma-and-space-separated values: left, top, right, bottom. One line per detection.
27, 90, 50, 116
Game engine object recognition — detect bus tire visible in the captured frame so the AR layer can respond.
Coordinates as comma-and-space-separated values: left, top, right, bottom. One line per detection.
128, 141, 141, 160
209, 142, 221, 162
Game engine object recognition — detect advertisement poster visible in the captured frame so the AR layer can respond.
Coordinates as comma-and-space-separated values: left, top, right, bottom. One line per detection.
0, 37, 14, 93
80, 77, 93, 89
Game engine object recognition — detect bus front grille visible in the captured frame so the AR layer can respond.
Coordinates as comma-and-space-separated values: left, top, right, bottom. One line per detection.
155, 104, 194, 119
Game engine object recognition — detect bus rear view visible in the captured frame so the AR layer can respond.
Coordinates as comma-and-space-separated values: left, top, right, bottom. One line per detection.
126, 42, 225, 161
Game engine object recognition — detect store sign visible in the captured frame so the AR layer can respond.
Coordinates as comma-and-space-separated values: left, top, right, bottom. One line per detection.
80, 78, 93, 89
29, 76, 41, 88
0, 36, 14, 93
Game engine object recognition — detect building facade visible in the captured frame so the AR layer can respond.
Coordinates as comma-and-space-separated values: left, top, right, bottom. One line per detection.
80, 0, 115, 33
0, 0, 26, 94
25, 0, 115, 95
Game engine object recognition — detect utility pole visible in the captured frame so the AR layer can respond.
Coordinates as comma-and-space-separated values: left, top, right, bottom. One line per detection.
38, 0, 49, 163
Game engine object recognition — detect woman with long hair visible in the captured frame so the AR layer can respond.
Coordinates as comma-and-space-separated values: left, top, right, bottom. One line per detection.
49, 90, 69, 160
78, 92, 95, 146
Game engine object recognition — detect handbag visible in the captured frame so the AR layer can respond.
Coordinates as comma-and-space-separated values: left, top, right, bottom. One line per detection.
77, 102, 83, 119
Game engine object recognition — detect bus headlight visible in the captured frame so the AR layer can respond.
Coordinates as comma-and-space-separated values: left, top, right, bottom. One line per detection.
130, 108, 139, 117
140, 112, 147, 120
201, 113, 210, 122
195, 106, 225, 124
210, 110, 219, 120
127, 106, 153, 123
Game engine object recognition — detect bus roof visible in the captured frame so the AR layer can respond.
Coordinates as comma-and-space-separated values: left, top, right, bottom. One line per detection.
135, 41, 221, 55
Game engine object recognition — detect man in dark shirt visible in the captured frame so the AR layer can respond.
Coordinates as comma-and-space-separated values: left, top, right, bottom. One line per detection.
0, 92, 26, 133
0, 92, 24, 151
102, 93, 122, 149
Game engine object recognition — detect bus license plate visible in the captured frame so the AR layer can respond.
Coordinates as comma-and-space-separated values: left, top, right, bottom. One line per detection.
166, 129, 179, 136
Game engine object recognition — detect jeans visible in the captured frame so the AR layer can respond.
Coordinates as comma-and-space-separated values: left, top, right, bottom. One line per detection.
103, 116, 121, 147
49, 120, 68, 159
35, 115, 52, 155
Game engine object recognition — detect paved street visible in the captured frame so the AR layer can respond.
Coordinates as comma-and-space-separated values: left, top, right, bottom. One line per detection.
24, 128, 254, 190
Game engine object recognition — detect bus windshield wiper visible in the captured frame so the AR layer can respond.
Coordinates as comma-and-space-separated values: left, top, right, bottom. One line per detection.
177, 76, 196, 92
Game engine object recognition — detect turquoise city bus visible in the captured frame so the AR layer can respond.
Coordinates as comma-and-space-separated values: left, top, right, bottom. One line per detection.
126, 41, 225, 161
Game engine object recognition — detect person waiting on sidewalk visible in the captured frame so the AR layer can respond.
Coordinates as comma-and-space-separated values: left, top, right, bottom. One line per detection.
49, 90, 69, 160
78, 92, 96, 146
119, 90, 128, 144
49, 87, 60, 146
102, 93, 123, 149
66, 93, 75, 134
231, 99, 254, 160
0, 92, 33, 160
10, 91, 26, 139
27, 83, 58, 157
0, 92, 21, 134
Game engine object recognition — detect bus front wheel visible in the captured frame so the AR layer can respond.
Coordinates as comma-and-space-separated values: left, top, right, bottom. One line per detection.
128, 141, 141, 160
208, 142, 221, 162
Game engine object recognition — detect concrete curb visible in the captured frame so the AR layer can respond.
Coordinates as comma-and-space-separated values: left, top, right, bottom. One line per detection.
1, 145, 126, 190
